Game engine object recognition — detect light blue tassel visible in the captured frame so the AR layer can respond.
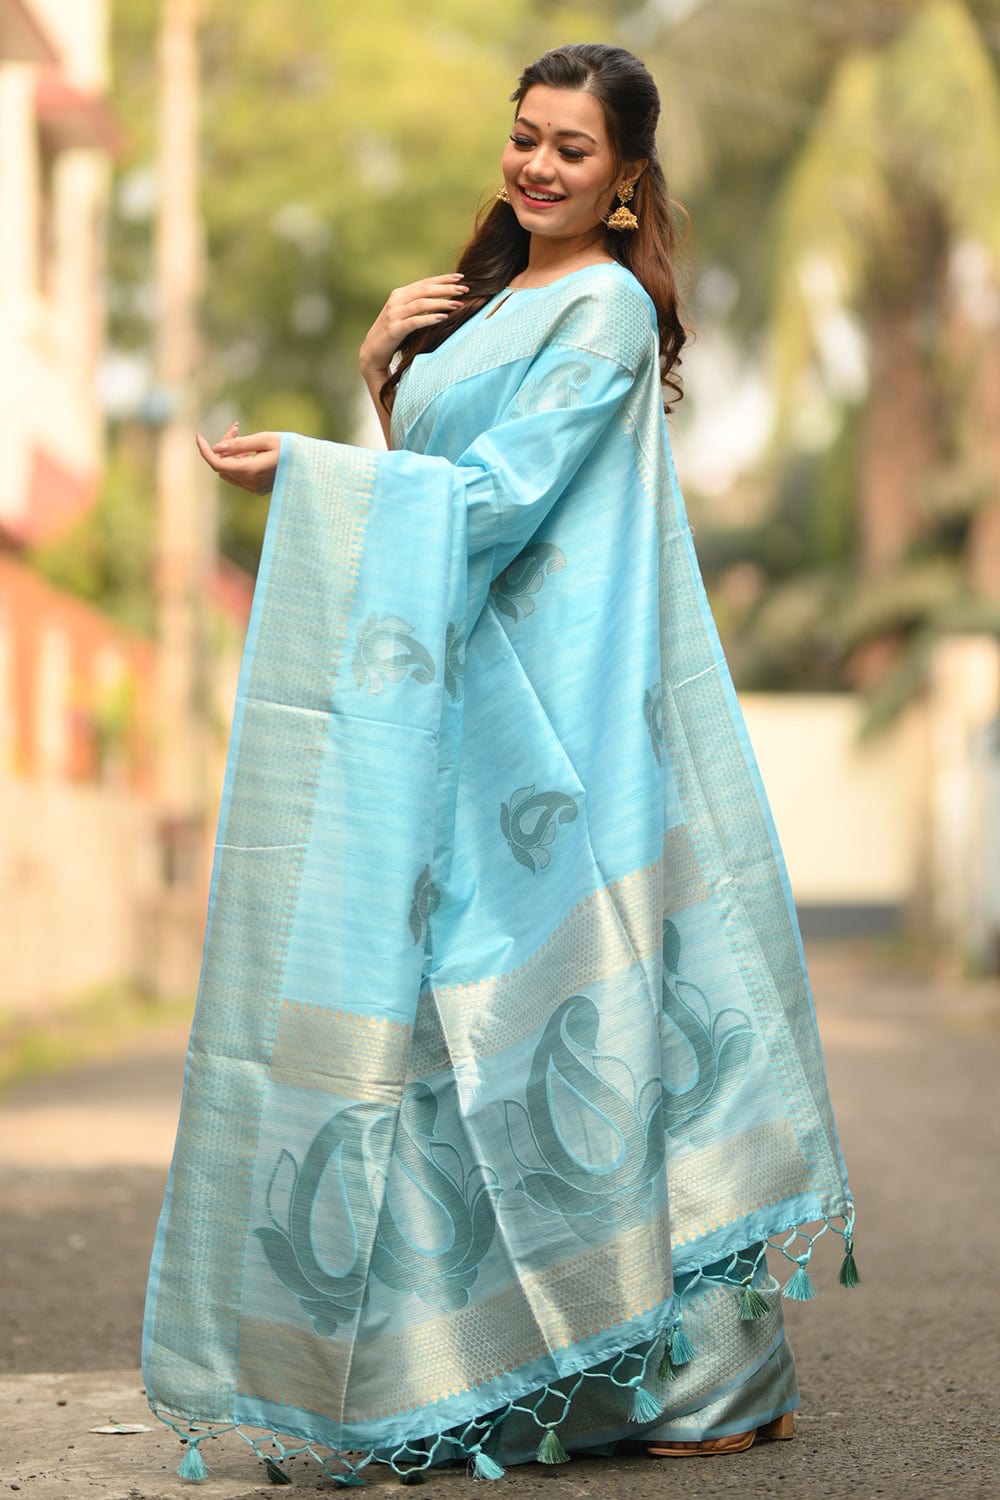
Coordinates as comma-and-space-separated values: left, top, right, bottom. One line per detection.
670, 1326, 694, 1366
471, 1449, 506, 1480
783, 1261, 816, 1301
738, 1283, 770, 1321
177, 1442, 208, 1483
536, 1425, 569, 1464
656, 1345, 676, 1382
628, 1382, 662, 1423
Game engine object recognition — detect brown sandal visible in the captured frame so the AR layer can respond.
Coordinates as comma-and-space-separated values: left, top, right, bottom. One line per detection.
647, 1410, 794, 1457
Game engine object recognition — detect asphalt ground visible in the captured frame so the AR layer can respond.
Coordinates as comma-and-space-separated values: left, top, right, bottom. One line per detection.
1, 943, 998, 1499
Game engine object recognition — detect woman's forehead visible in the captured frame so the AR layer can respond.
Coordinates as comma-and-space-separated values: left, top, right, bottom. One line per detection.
515, 84, 608, 142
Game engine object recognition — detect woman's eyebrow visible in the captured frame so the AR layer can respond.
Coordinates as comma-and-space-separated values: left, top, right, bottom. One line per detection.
513, 115, 598, 145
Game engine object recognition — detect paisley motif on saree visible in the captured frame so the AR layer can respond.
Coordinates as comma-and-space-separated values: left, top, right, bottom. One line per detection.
143, 263, 854, 1483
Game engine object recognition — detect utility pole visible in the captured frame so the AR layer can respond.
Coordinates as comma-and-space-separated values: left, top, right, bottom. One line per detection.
151, 0, 212, 995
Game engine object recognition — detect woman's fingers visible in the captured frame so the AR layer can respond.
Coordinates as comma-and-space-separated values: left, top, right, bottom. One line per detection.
211, 432, 279, 457
196, 431, 280, 494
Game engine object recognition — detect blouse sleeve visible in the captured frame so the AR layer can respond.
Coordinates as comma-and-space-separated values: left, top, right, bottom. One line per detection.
455, 340, 641, 589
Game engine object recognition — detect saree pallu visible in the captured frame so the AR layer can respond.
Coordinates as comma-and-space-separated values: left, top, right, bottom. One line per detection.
143, 263, 855, 1484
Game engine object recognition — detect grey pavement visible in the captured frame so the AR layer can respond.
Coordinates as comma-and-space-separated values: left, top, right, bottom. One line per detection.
1, 944, 998, 1499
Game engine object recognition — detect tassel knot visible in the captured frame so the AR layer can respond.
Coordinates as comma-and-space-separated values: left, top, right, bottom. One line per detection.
839, 1238, 861, 1288
536, 1425, 570, 1465
177, 1441, 208, 1483
738, 1281, 771, 1321
627, 1381, 663, 1423
783, 1258, 816, 1302
670, 1326, 694, 1365
470, 1448, 506, 1481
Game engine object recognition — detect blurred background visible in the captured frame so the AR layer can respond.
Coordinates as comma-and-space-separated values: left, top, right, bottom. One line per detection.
3, 0, 1000, 1059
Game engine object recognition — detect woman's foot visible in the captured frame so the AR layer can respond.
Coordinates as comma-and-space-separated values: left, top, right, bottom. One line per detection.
647, 1410, 794, 1457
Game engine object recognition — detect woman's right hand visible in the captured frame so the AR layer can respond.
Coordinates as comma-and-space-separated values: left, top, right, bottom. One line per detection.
359, 273, 469, 380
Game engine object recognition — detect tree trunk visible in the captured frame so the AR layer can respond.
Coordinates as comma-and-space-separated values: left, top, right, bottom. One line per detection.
856, 305, 937, 575
968, 332, 1000, 598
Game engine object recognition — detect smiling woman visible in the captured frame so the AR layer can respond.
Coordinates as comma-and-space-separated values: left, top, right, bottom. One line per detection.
153, 41, 856, 1489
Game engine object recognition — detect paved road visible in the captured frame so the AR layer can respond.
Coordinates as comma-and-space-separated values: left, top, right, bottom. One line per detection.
1, 945, 998, 1498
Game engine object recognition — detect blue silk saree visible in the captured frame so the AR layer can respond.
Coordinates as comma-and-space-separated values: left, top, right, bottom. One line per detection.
143, 262, 856, 1484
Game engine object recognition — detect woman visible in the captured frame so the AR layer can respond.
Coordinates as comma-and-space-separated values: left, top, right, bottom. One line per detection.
145, 43, 856, 1484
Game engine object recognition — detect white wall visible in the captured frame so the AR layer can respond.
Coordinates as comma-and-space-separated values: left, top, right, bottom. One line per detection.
741, 694, 926, 907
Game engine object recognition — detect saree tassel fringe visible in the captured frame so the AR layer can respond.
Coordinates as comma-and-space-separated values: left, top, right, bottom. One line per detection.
839, 1239, 861, 1288
177, 1442, 208, 1482
783, 1259, 817, 1302
670, 1326, 694, 1365
656, 1344, 676, 1381
536, 1425, 570, 1465
264, 1455, 294, 1484
469, 1449, 506, 1480
738, 1283, 771, 1321
627, 1381, 663, 1423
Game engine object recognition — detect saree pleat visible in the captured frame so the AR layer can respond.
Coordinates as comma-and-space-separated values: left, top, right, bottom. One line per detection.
143, 262, 853, 1479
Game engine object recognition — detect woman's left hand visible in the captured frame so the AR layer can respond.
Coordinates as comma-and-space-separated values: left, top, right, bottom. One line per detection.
196, 428, 281, 494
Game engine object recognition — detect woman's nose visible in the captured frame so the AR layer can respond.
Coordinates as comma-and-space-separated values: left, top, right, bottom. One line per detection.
524, 148, 556, 179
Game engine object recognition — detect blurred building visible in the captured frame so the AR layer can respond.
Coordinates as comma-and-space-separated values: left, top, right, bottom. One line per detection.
0, 0, 140, 779
0, 0, 159, 1013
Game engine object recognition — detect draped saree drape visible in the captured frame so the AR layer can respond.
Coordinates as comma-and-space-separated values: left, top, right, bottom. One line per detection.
143, 262, 855, 1484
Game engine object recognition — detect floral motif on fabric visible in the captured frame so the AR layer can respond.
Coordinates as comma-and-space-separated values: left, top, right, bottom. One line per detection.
510, 359, 592, 416
255, 1084, 499, 1329
352, 613, 435, 694
444, 619, 467, 703
409, 864, 441, 947
502, 993, 664, 1242
659, 919, 755, 1147
254, 1104, 386, 1336
500, 784, 578, 872
643, 684, 664, 764
369, 1084, 499, 1312
490, 543, 567, 624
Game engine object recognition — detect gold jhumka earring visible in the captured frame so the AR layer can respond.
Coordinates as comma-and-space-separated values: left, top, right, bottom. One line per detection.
606, 180, 639, 231
495, 185, 511, 203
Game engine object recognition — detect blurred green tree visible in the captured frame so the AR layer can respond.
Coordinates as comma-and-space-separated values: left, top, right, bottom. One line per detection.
105, 0, 639, 570
646, 0, 1000, 711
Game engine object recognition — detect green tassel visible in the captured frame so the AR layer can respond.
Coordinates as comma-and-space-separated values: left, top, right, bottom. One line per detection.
839, 1241, 861, 1289
670, 1327, 694, 1366
656, 1346, 676, 1381
265, 1455, 294, 1484
177, 1443, 208, 1483
738, 1283, 771, 1321
472, 1450, 506, 1480
332, 1474, 367, 1488
628, 1383, 662, 1423
783, 1263, 816, 1302
536, 1425, 570, 1465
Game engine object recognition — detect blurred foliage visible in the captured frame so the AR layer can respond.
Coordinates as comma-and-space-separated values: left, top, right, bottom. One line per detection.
108, 0, 640, 569
29, 427, 157, 633
641, 0, 1000, 715
88, 1, 1000, 718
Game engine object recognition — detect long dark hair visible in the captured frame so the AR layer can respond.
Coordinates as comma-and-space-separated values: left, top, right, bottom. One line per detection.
382, 43, 688, 412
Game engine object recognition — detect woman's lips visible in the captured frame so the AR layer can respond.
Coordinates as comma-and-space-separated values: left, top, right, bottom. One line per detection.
517, 185, 566, 209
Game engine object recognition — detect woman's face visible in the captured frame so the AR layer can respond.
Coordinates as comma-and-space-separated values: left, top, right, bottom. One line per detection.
501, 84, 622, 244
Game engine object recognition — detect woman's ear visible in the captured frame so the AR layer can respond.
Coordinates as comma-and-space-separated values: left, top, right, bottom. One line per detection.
621, 159, 649, 188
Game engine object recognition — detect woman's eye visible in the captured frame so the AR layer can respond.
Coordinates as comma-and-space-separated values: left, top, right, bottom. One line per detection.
509, 134, 535, 149
560, 148, 585, 162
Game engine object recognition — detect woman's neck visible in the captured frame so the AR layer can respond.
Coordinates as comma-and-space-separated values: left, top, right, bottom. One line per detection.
510, 232, 615, 290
